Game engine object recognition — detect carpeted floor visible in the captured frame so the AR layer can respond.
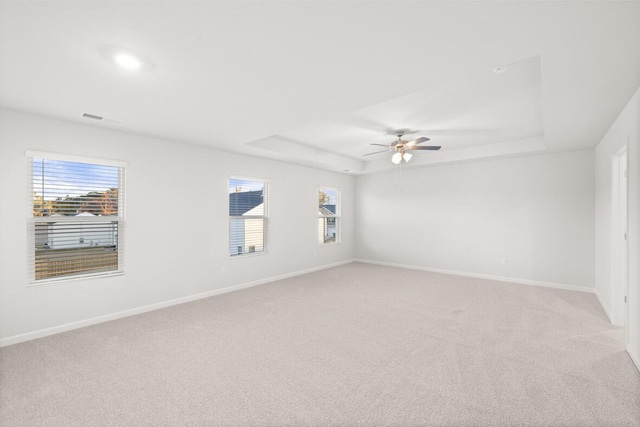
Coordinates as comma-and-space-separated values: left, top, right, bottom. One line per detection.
1, 262, 639, 426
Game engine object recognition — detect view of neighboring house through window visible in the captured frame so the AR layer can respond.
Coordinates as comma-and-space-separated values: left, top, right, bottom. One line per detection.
229, 177, 268, 256
318, 187, 340, 244
27, 152, 126, 283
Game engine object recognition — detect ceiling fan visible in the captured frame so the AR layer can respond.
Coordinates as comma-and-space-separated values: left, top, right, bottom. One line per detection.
363, 130, 441, 164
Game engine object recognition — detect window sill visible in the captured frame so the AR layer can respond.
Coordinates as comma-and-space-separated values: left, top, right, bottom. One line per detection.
318, 241, 341, 248
28, 271, 125, 288
229, 251, 269, 260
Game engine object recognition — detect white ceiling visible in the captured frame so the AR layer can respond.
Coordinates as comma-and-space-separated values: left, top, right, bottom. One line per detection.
0, 1, 639, 174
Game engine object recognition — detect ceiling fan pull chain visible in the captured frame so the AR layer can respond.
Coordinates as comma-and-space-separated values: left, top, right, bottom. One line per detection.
395, 161, 403, 185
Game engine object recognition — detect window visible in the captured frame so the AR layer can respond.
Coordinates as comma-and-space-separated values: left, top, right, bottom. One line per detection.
27, 151, 126, 283
229, 177, 268, 256
318, 187, 340, 244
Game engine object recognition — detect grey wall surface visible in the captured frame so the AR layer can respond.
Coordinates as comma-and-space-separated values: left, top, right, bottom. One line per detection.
355, 150, 595, 289
0, 109, 355, 342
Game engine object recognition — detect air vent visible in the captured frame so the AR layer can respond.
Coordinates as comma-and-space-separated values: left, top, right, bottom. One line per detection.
82, 113, 103, 120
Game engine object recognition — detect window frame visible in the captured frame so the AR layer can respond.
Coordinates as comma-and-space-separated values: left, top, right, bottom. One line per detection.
318, 186, 341, 246
26, 150, 126, 285
228, 175, 269, 258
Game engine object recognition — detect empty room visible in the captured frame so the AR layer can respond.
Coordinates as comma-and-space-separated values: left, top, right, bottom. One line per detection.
0, 1, 639, 426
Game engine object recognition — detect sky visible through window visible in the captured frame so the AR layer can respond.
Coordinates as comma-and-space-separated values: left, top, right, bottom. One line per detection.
228, 178, 264, 194
320, 188, 338, 206
33, 159, 119, 200
30, 158, 122, 281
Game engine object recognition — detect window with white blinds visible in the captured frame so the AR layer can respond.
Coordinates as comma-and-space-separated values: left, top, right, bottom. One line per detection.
318, 187, 340, 244
229, 177, 268, 256
27, 151, 126, 283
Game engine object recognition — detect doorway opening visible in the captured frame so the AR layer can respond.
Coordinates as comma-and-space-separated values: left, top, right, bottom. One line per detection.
611, 146, 628, 338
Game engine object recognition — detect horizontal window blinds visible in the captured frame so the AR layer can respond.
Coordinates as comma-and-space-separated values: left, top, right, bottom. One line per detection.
229, 178, 268, 256
27, 156, 125, 283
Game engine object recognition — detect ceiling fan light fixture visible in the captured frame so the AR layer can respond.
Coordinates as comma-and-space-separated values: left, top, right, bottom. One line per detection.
364, 130, 441, 162
99, 46, 153, 72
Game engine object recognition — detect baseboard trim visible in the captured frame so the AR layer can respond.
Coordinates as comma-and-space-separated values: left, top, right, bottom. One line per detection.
627, 345, 640, 373
594, 290, 614, 324
355, 259, 595, 294
0, 259, 355, 348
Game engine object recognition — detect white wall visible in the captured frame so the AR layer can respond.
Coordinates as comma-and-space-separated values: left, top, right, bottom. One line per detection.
595, 87, 640, 370
355, 151, 595, 290
0, 109, 355, 344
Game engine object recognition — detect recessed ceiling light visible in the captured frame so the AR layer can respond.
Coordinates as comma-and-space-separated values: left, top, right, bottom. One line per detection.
493, 66, 507, 74
114, 53, 143, 70
99, 46, 151, 72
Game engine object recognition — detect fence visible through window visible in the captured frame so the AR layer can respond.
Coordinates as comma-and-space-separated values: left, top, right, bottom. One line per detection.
27, 153, 125, 283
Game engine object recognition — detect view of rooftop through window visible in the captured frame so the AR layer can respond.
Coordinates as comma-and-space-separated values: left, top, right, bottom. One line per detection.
319, 187, 339, 244
29, 156, 124, 282
229, 178, 267, 256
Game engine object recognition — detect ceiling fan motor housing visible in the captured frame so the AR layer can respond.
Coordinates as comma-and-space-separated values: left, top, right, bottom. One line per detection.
363, 130, 440, 159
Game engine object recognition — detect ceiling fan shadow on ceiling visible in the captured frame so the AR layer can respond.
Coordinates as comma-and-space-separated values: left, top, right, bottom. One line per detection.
363, 130, 441, 164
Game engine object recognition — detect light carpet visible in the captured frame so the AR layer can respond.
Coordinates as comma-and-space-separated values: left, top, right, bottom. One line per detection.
1, 262, 639, 426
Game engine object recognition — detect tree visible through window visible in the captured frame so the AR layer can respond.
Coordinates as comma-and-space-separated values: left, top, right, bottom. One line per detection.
229, 178, 268, 256
28, 154, 125, 282
319, 187, 340, 244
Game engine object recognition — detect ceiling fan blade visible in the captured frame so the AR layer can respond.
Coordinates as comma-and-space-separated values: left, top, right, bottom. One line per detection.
406, 136, 430, 146
406, 145, 441, 151
369, 143, 391, 147
363, 149, 391, 156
